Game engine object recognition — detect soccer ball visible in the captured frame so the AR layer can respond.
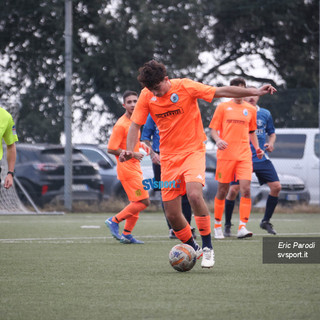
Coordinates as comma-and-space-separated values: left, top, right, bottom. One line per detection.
169, 244, 197, 272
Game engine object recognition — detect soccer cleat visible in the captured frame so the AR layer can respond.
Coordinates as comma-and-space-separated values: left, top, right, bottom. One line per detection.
120, 233, 144, 244
191, 227, 197, 240
105, 217, 121, 240
224, 225, 231, 237
260, 221, 277, 235
194, 242, 203, 259
237, 226, 253, 239
169, 229, 177, 239
201, 247, 215, 268
214, 227, 225, 239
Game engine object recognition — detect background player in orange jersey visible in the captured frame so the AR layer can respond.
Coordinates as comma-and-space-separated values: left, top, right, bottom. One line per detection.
223, 88, 281, 236
106, 90, 150, 244
120, 60, 276, 267
210, 77, 264, 240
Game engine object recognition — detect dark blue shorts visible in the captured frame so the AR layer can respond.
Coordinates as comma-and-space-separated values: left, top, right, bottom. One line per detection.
230, 160, 279, 186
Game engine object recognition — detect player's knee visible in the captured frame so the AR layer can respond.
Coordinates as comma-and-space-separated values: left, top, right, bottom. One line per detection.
227, 188, 239, 200
141, 198, 150, 207
241, 188, 251, 198
216, 184, 229, 199
187, 190, 203, 208
271, 182, 281, 196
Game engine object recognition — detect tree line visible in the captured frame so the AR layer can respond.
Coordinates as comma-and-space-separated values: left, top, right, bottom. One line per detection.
0, 0, 318, 143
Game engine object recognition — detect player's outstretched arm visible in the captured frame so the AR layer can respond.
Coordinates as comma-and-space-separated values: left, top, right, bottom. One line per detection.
256, 84, 277, 96
214, 84, 276, 99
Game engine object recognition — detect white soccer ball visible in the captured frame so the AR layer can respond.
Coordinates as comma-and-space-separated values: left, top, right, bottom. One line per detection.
169, 244, 197, 272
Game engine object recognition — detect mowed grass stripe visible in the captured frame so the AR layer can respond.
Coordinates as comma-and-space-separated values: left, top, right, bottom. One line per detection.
0, 212, 319, 320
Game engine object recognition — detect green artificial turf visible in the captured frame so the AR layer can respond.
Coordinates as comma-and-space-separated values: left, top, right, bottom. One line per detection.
0, 212, 319, 320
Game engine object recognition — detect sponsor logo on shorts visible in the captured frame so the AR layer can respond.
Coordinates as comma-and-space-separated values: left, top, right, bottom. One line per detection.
142, 178, 181, 190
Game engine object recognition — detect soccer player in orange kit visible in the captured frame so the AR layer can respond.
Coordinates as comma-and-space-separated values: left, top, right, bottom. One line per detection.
210, 77, 264, 239
120, 61, 276, 267
106, 90, 150, 244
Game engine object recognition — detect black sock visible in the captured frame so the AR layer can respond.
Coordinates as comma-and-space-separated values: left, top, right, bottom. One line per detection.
225, 199, 235, 226
262, 195, 278, 222
182, 194, 192, 224
201, 234, 212, 249
185, 237, 197, 250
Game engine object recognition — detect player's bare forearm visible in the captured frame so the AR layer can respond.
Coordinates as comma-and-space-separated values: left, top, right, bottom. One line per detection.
127, 122, 141, 151
250, 132, 264, 159
5, 143, 16, 189
107, 148, 122, 156
142, 140, 160, 164
141, 140, 152, 149
6, 143, 16, 172
119, 122, 141, 162
215, 84, 276, 98
265, 133, 276, 152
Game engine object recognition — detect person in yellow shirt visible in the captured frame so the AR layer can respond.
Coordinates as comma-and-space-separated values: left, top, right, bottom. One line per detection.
0, 107, 18, 189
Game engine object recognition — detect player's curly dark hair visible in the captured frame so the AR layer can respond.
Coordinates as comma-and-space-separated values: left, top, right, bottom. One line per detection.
137, 60, 167, 89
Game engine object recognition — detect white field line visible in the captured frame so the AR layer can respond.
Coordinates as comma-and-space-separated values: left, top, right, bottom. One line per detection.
0, 233, 319, 244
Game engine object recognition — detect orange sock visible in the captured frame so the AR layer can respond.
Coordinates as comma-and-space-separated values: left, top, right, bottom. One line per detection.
174, 225, 193, 243
239, 197, 251, 229
214, 198, 225, 228
194, 215, 211, 236
123, 213, 140, 235
114, 202, 147, 223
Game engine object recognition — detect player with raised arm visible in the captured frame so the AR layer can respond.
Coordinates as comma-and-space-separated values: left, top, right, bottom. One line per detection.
120, 60, 276, 268
105, 91, 150, 244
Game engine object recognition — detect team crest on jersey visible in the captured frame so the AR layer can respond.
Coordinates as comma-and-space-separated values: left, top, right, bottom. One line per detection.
243, 109, 248, 116
151, 96, 157, 101
257, 119, 263, 127
170, 93, 179, 103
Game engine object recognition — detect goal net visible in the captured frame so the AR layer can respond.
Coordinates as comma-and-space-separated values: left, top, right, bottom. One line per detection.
0, 154, 36, 214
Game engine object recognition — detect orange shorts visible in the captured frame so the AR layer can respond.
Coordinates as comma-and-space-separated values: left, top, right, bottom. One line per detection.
160, 149, 206, 201
121, 175, 149, 202
215, 159, 252, 183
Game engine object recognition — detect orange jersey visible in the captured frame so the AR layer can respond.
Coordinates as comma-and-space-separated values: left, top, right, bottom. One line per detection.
107, 114, 142, 180
209, 100, 257, 161
131, 78, 216, 155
